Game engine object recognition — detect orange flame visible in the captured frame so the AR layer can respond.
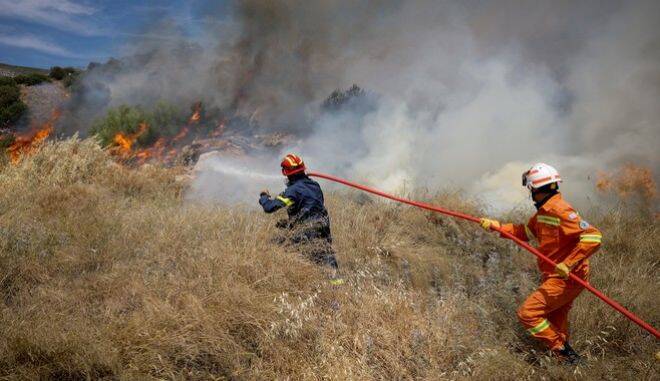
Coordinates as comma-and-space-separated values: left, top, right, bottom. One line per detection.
188, 102, 202, 124
135, 138, 166, 164
6, 109, 61, 163
596, 164, 657, 201
111, 122, 149, 158
172, 126, 189, 143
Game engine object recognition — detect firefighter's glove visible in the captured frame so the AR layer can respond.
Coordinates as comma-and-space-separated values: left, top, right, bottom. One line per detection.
260, 190, 270, 198
479, 218, 501, 231
555, 262, 571, 279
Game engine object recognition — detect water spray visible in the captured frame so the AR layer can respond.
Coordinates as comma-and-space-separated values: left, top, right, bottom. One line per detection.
195, 157, 281, 181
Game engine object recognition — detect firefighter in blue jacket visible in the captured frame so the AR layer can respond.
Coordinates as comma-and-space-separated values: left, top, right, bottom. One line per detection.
259, 154, 340, 273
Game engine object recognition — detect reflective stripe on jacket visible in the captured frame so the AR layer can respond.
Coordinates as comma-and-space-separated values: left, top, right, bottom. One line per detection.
259, 176, 330, 228
500, 193, 602, 277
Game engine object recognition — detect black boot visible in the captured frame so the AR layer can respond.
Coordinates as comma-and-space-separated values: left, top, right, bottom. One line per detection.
555, 342, 581, 365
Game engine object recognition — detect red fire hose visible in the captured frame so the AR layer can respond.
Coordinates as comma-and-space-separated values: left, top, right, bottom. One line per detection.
308, 172, 660, 339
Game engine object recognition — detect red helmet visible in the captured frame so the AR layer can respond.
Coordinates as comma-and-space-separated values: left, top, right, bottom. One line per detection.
281, 153, 306, 176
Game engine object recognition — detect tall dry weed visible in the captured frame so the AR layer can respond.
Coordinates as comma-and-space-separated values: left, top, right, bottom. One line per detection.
0, 139, 657, 380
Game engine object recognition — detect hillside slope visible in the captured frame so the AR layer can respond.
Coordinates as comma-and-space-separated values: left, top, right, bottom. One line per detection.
0, 139, 657, 380
0, 63, 49, 78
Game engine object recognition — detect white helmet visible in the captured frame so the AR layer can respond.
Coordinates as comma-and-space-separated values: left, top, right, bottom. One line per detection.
522, 163, 562, 190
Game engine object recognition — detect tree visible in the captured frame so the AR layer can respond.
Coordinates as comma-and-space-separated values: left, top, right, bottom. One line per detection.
321, 84, 368, 112
49, 66, 67, 80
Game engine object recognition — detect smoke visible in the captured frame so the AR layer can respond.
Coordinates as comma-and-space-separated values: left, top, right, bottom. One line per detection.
187, 151, 282, 204
65, 0, 660, 211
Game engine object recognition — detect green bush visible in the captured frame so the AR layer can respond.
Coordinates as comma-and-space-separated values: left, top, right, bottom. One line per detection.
49, 66, 66, 80
49, 66, 77, 81
90, 103, 189, 148
62, 72, 79, 88
0, 85, 21, 107
0, 77, 17, 86
0, 101, 27, 127
151, 102, 189, 137
14, 73, 51, 86
90, 105, 156, 147
0, 82, 27, 127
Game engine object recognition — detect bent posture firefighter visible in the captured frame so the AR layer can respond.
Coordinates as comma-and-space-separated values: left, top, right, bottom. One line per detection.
259, 154, 341, 280
480, 163, 602, 364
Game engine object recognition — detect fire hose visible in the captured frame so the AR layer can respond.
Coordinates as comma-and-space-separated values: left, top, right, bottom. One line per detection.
308, 172, 660, 339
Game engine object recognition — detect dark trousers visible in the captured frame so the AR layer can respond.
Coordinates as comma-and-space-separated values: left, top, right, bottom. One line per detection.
281, 217, 339, 269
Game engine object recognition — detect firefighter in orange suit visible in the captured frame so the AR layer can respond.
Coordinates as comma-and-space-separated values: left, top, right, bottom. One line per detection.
480, 163, 602, 364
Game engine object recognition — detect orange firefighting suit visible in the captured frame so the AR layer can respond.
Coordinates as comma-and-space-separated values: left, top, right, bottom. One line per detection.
500, 193, 602, 350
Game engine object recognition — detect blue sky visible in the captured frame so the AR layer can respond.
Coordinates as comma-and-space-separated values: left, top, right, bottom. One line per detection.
0, 0, 229, 69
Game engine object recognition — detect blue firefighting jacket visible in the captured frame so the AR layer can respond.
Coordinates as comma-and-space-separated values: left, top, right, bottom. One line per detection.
259, 175, 329, 227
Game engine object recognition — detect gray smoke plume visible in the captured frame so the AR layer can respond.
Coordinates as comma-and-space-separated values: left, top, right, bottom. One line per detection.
65, 0, 660, 211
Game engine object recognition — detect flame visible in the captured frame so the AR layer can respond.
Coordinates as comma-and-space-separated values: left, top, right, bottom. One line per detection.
135, 138, 167, 164
102, 102, 245, 166
596, 164, 657, 201
111, 122, 149, 158
188, 102, 202, 124
172, 126, 189, 143
6, 109, 61, 163
189, 110, 201, 123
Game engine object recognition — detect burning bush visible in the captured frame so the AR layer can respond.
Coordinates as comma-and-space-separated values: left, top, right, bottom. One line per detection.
90, 102, 198, 149
90, 105, 157, 148
88, 101, 238, 165
3, 110, 60, 164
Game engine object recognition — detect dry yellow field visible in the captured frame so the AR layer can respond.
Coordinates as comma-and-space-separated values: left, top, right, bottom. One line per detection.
0, 139, 657, 380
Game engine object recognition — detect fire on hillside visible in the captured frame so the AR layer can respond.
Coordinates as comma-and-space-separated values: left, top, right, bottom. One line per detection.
3, 101, 290, 166
103, 102, 272, 166
4, 109, 61, 164
596, 164, 657, 202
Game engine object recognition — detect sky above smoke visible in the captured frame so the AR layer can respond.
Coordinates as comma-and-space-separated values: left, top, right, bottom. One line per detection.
71, 0, 660, 211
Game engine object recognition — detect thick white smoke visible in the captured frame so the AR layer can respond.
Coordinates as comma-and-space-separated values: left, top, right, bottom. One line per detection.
69, 1, 660, 211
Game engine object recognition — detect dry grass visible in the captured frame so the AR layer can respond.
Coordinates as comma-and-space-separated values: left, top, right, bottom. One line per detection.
0, 139, 658, 380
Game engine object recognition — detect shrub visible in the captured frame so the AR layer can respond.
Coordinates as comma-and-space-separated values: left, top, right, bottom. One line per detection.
0, 82, 27, 127
49, 66, 77, 81
321, 84, 368, 112
90, 105, 156, 147
49, 66, 66, 80
151, 101, 189, 137
61, 72, 80, 88
0, 101, 27, 127
14, 73, 51, 86
90, 103, 189, 148
0, 85, 21, 107
0, 77, 17, 86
